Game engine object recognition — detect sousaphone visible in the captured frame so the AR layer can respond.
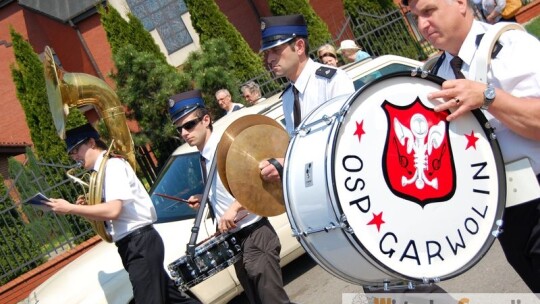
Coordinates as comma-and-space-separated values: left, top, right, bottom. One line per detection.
43, 46, 136, 242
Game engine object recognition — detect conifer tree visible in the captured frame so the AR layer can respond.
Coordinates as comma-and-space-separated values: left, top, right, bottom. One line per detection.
112, 45, 191, 165
183, 38, 243, 120
269, 0, 333, 52
184, 0, 268, 82
9, 28, 86, 160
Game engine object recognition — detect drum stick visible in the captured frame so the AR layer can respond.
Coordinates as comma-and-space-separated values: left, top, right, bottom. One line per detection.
195, 213, 250, 246
154, 192, 193, 204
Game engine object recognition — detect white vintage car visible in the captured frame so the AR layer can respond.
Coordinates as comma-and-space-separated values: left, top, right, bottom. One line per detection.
22, 55, 423, 304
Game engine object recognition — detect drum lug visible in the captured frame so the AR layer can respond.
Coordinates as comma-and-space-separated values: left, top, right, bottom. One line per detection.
295, 113, 339, 137
492, 219, 504, 237
339, 214, 354, 234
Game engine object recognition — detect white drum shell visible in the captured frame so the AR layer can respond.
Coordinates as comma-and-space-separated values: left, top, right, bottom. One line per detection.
283, 73, 505, 287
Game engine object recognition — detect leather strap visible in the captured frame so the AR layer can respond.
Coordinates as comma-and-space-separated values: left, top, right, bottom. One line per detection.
267, 158, 283, 180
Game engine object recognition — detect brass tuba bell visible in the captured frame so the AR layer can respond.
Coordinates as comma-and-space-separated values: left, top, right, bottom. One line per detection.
43, 46, 136, 242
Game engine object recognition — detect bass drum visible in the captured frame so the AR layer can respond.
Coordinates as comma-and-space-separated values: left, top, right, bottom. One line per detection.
283, 71, 506, 288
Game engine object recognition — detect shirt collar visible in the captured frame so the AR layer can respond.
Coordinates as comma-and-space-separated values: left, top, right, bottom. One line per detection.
201, 132, 219, 162
92, 151, 107, 171
456, 20, 488, 68
292, 58, 316, 94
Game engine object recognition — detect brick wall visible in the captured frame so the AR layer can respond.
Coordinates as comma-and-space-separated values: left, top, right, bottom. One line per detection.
0, 236, 101, 304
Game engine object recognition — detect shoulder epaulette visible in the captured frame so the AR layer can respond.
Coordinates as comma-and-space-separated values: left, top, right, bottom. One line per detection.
315, 66, 337, 79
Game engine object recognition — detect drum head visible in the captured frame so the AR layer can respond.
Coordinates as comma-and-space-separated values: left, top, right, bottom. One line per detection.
331, 72, 505, 282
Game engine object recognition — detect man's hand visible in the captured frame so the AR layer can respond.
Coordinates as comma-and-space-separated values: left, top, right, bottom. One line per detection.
186, 194, 202, 209
429, 79, 486, 121
46, 198, 74, 214
218, 207, 238, 233
259, 158, 284, 183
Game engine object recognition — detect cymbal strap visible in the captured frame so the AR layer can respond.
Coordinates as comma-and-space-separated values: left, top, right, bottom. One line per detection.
267, 158, 283, 180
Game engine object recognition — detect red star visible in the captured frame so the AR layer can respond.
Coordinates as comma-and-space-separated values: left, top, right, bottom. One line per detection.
465, 130, 479, 150
367, 212, 385, 232
354, 120, 366, 142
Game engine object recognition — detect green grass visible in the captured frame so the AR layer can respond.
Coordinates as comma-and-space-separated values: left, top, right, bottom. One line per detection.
525, 17, 540, 39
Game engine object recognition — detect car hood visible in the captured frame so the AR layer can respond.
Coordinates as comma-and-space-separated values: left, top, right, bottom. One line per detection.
23, 241, 131, 304
23, 220, 206, 304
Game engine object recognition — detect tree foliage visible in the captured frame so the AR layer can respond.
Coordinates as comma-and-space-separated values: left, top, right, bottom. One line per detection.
182, 38, 243, 120
268, 0, 333, 52
112, 45, 191, 165
184, 0, 267, 83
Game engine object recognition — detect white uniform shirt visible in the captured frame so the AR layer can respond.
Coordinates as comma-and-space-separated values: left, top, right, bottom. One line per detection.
283, 59, 355, 134
201, 132, 260, 231
94, 152, 157, 242
437, 20, 540, 174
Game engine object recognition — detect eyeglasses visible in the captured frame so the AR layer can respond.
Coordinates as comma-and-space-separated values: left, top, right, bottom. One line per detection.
176, 117, 203, 132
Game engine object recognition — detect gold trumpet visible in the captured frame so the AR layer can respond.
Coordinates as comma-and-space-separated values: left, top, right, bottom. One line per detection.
44, 46, 135, 242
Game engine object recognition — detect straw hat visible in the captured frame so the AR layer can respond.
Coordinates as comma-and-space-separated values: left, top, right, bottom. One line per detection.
337, 40, 360, 53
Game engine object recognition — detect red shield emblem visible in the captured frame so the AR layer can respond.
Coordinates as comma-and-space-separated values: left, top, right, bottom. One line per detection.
381, 98, 456, 206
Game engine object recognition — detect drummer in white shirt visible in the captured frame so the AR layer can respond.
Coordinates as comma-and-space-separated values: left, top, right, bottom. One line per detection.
169, 89, 292, 304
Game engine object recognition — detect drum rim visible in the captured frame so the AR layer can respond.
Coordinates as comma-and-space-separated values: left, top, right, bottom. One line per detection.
328, 71, 507, 283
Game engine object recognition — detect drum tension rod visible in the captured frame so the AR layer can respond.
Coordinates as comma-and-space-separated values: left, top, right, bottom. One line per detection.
291, 215, 352, 237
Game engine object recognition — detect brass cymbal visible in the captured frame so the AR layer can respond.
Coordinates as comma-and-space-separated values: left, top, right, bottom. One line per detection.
226, 124, 289, 217
217, 114, 284, 194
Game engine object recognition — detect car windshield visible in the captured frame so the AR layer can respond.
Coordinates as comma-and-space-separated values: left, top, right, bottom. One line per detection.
353, 63, 414, 90
150, 151, 203, 223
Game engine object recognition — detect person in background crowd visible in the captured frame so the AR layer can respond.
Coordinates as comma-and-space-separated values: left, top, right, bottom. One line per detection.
46, 123, 200, 304
215, 88, 244, 114
240, 81, 266, 105
337, 39, 370, 64
258, 13, 355, 182
317, 44, 339, 67
479, 0, 506, 23
169, 90, 293, 304
404, 0, 540, 292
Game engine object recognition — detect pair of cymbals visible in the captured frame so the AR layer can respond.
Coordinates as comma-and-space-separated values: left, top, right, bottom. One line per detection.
216, 115, 289, 217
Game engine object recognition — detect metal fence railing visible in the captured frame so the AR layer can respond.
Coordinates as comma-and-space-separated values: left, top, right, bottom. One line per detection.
0, 155, 94, 285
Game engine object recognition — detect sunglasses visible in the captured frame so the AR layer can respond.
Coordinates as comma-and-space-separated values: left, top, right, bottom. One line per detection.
176, 117, 203, 132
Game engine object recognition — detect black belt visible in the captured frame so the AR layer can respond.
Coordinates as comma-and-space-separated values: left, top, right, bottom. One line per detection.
115, 224, 154, 247
235, 218, 268, 240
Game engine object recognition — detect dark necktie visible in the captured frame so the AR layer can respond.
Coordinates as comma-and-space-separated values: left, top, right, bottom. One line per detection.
450, 56, 465, 79
292, 86, 301, 128
200, 155, 208, 183
199, 155, 215, 220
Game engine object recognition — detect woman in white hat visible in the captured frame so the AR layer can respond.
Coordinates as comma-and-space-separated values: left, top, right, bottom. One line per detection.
337, 39, 371, 64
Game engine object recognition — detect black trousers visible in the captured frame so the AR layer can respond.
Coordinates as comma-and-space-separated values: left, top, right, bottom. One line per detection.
234, 218, 291, 304
116, 226, 201, 304
499, 193, 540, 293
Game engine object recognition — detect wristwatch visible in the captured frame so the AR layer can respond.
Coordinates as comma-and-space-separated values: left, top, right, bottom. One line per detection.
481, 83, 496, 110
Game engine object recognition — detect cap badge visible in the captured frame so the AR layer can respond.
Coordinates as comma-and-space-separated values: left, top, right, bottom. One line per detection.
168, 99, 175, 108
260, 21, 266, 30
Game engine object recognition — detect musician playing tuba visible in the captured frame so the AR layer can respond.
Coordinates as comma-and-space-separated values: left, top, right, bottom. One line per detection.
46, 123, 200, 304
